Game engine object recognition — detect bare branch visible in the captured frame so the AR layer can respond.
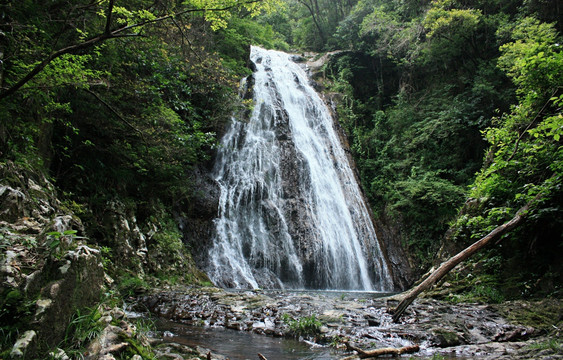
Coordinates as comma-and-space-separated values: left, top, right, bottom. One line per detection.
171, 17, 204, 63
82, 88, 149, 148
105, 0, 115, 35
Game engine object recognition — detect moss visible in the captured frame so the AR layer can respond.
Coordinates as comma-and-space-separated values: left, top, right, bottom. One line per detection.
493, 299, 563, 333
527, 338, 563, 352
0, 288, 36, 354
117, 274, 150, 297
425, 268, 505, 304
122, 337, 154, 359
432, 329, 462, 347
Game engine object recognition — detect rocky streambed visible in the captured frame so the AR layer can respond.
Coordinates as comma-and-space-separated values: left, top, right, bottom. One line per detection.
135, 287, 562, 359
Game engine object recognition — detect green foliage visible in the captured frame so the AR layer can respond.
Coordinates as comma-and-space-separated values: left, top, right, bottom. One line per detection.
448, 283, 505, 304
61, 307, 105, 355
497, 17, 563, 97
424, 5, 482, 39
117, 275, 150, 297
215, 17, 290, 75
187, 0, 285, 30
59, 304, 158, 359
317, 0, 562, 280
0, 289, 36, 356
285, 0, 360, 50
281, 313, 323, 339
527, 339, 562, 352
447, 18, 562, 298
100, 246, 113, 271
0, 0, 291, 224
45, 230, 83, 251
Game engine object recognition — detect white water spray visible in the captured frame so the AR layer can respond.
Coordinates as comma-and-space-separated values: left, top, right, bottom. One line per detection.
207, 47, 392, 291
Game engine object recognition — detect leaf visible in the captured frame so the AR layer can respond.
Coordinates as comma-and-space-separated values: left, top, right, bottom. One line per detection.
49, 239, 61, 249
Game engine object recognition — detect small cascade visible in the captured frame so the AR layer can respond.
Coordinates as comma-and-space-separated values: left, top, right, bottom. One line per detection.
207, 46, 393, 291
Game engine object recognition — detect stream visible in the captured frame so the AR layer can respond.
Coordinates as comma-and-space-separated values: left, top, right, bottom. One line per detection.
138, 287, 554, 359
156, 318, 340, 359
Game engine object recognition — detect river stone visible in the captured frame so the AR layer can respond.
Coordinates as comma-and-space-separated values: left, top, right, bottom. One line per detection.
10, 330, 37, 358
432, 328, 463, 347
48, 348, 70, 360
0, 185, 26, 223
138, 287, 561, 359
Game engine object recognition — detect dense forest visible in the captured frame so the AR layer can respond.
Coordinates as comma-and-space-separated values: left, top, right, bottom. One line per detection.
0, 0, 561, 358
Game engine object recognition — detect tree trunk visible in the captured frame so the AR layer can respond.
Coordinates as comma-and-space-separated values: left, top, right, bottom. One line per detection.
343, 342, 420, 358
391, 201, 532, 322
296, 0, 326, 44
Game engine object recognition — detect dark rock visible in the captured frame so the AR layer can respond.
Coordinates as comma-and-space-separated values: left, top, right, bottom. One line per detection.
365, 315, 381, 327
432, 328, 464, 347
176, 166, 220, 268
290, 55, 306, 63
0, 185, 26, 223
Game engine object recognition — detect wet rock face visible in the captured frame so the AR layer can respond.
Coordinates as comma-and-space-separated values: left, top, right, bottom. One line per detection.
177, 166, 221, 266
137, 288, 556, 359
373, 215, 416, 290
274, 106, 319, 270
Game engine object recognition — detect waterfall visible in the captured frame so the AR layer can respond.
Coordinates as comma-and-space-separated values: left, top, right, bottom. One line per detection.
207, 46, 393, 291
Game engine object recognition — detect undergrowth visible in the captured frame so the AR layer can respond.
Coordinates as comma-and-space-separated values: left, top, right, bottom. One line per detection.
281, 313, 323, 339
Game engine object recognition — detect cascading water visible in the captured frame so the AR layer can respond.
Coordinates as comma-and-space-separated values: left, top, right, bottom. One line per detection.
207, 46, 393, 291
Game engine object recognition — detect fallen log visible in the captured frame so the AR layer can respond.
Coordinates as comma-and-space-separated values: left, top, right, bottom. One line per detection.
390, 199, 533, 323
344, 342, 420, 358
258, 354, 268, 360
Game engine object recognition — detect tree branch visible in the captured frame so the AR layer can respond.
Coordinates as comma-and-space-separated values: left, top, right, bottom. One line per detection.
343, 342, 420, 359
0, 32, 118, 101
105, 0, 115, 35
0, 0, 264, 101
504, 87, 560, 164
170, 17, 204, 63
82, 88, 148, 148
390, 192, 544, 323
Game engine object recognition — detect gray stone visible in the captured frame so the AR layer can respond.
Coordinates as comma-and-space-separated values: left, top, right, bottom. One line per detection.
10, 330, 36, 358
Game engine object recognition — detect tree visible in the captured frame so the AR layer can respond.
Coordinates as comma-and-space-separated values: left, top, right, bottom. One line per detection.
392, 17, 562, 318
0, 0, 282, 101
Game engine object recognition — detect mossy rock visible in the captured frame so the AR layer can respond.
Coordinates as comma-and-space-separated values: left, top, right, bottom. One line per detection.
493, 299, 563, 333
432, 328, 463, 347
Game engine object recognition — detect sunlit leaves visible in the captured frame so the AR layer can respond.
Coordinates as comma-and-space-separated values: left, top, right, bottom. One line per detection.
113, 6, 157, 26
423, 7, 482, 39
458, 17, 563, 248
497, 17, 563, 97
185, 0, 284, 30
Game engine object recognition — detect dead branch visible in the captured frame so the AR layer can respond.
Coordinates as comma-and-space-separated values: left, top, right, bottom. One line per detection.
344, 342, 420, 359
390, 198, 535, 323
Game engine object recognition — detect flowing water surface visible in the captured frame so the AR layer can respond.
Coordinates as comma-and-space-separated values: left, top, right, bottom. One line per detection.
157, 319, 341, 360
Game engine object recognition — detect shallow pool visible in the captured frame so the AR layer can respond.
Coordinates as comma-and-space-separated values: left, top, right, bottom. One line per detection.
156, 318, 342, 359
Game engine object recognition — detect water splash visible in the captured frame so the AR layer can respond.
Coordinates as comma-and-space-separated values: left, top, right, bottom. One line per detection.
207, 47, 392, 291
